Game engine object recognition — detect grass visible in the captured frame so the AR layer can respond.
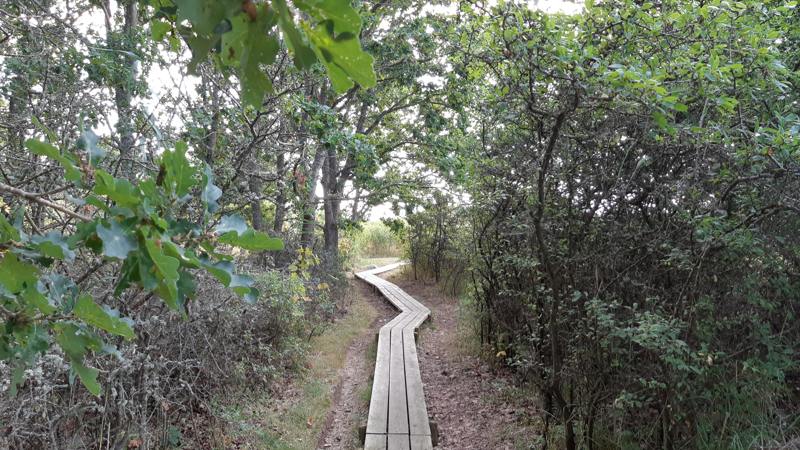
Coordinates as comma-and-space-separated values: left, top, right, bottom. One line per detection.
351, 221, 402, 258
352, 256, 401, 272
212, 283, 377, 450
358, 335, 378, 408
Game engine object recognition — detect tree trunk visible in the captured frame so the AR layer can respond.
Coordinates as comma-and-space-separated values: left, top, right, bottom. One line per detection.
7, 72, 28, 153
201, 73, 220, 165
110, 0, 138, 178
350, 187, 361, 222
564, 403, 576, 450
273, 150, 287, 233
322, 144, 340, 256
299, 147, 325, 248
249, 175, 263, 231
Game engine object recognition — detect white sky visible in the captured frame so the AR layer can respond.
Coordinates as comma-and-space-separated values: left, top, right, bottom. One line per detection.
530, 0, 584, 14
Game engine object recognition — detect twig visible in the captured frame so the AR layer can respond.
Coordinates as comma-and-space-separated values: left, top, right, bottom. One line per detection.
0, 182, 91, 221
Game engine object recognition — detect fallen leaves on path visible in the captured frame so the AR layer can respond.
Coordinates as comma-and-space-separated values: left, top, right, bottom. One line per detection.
389, 273, 539, 450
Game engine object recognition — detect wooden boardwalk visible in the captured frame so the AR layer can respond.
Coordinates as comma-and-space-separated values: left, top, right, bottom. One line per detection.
355, 263, 433, 450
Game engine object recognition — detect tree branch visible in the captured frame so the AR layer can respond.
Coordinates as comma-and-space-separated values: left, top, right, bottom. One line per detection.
0, 182, 91, 221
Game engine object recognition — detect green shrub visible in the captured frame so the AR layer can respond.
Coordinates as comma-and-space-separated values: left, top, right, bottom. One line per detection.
352, 221, 402, 258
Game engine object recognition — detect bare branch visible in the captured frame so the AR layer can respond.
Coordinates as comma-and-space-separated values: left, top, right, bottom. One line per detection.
0, 182, 91, 221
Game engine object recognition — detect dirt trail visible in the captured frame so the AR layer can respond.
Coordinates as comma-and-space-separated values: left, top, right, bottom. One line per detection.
317, 279, 396, 449
388, 272, 529, 450
319, 268, 533, 449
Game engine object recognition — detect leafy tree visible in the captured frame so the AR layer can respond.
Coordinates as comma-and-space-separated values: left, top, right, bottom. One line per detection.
0, 0, 376, 396
407, 0, 800, 447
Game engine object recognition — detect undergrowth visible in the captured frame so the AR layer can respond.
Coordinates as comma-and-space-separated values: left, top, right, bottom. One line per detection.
211, 279, 377, 449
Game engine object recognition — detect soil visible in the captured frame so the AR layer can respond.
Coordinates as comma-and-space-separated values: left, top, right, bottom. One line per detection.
319, 268, 537, 449
387, 273, 530, 450
317, 280, 397, 450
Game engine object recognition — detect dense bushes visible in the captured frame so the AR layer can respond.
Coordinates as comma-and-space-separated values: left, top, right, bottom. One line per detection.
405, 197, 469, 295
352, 221, 402, 258
405, 1, 800, 448
0, 267, 331, 449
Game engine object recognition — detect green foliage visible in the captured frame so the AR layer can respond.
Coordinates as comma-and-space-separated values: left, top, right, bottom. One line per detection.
0, 0, 385, 444
149, 0, 376, 108
73, 294, 134, 340
351, 221, 401, 258
25, 139, 83, 183
96, 221, 137, 259
217, 217, 284, 252
2, 0, 381, 397
0, 140, 279, 395
295, 96, 380, 183
304, 19, 376, 92
412, 0, 800, 447
405, 192, 468, 293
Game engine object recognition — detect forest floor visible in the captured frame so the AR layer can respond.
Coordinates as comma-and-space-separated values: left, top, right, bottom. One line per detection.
214, 262, 539, 449
383, 270, 540, 450
207, 265, 386, 449
316, 266, 540, 449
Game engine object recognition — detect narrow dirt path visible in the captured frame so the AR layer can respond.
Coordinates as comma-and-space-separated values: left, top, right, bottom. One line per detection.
387, 272, 533, 450
319, 267, 536, 449
317, 278, 396, 449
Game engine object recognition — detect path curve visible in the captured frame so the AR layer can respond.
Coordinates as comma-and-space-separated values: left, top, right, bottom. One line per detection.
356, 263, 433, 450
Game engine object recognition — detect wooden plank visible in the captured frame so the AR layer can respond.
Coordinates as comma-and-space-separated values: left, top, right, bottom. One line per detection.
403, 327, 432, 437
356, 262, 404, 279
357, 263, 436, 450
365, 434, 387, 450
407, 298, 428, 312
368, 261, 405, 276
387, 434, 411, 450
410, 435, 433, 450
409, 314, 429, 330
381, 292, 406, 310
383, 310, 413, 331
390, 290, 424, 313
366, 328, 391, 434
403, 299, 427, 314
388, 313, 417, 434
384, 291, 417, 312
388, 286, 415, 301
